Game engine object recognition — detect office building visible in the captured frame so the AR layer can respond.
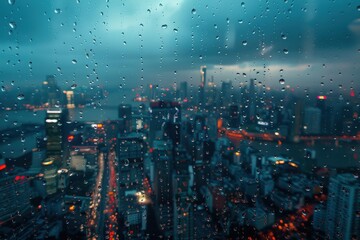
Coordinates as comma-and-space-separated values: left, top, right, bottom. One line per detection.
118, 104, 132, 134
228, 105, 240, 129
325, 174, 360, 240
0, 170, 32, 224
149, 101, 181, 147
45, 108, 67, 161
303, 107, 321, 135
198, 66, 207, 108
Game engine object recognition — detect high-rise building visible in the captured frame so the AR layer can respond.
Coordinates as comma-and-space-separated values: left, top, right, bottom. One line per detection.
45, 108, 67, 161
117, 134, 145, 191
303, 107, 321, 135
0, 170, 32, 224
220, 81, 232, 108
248, 79, 256, 122
152, 140, 174, 237
325, 174, 360, 240
64, 90, 75, 109
179, 81, 188, 102
290, 98, 304, 141
149, 101, 181, 147
118, 104, 132, 134
42, 75, 61, 107
173, 166, 194, 240
198, 66, 207, 108
228, 105, 240, 129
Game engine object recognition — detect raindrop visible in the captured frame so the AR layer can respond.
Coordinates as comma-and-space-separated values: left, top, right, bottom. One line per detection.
71, 84, 77, 90
351, 146, 356, 151
215, 36, 219, 40
281, 34, 287, 40
54, 8, 61, 14
9, 22, 16, 29
242, 40, 247, 46
357, 5, 360, 11
161, 24, 168, 29
279, 79, 285, 84
241, 2, 245, 7
124, 159, 129, 166
1, 86, 5, 92
242, 73, 247, 77
57, 67, 61, 72
173, 28, 178, 33
17, 94, 25, 101
283, 49, 289, 54
147, 9, 151, 13
123, 41, 127, 45
8, 0, 15, 5
199, 55, 203, 60
191, 8, 196, 14
72, 59, 77, 64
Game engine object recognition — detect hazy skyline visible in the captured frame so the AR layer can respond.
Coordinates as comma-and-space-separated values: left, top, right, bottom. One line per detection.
1, 0, 360, 92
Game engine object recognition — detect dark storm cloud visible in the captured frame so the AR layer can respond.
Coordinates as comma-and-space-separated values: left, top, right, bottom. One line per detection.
0, 0, 359, 90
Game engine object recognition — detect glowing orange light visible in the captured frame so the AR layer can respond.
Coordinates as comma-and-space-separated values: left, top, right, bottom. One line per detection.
97, 124, 103, 128
217, 119, 223, 129
317, 95, 327, 100
69, 205, 75, 211
67, 135, 74, 141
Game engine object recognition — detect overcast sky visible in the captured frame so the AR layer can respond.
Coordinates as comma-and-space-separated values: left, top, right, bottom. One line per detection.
1, 0, 360, 92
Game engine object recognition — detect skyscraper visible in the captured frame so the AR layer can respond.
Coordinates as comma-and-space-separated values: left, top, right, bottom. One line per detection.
118, 104, 132, 134
325, 174, 360, 240
149, 101, 181, 147
198, 66, 207, 108
228, 105, 240, 129
303, 107, 321, 134
42, 75, 61, 107
179, 81, 188, 102
45, 108, 67, 160
248, 78, 256, 122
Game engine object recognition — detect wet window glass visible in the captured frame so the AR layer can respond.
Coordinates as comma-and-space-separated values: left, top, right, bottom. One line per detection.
1, 1, 360, 239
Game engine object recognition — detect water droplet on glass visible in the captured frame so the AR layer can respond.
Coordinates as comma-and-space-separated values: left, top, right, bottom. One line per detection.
199, 55, 203, 60
279, 79, 285, 84
243, 73, 247, 77
242, 40, 247, 46
351, 146, 356, 151
147, 9, 151, 13
71, 84, 77, 89
123, 41, 127, 45
173, 28, 178, 33
241, 2, 245, 7
9, 22, 16, 29
283, 49, 289, 54
1, 86, 5, 92
124, 159, 129, 166
72, 59, 77, 64
8, 0, 15, 5
17, 94, 25, 101
54, 8, 61, 14
161, 24, 168, 29
357, 5, 360, 11
281, 34, 287, 40
191, 8, 196, 14
57, 67, 61, 72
